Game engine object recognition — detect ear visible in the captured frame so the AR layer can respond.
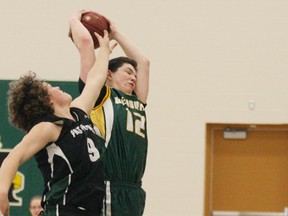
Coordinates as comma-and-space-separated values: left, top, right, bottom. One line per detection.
49, 95, 54, 106
107, 70, 113, 81
49, 100, 54, 106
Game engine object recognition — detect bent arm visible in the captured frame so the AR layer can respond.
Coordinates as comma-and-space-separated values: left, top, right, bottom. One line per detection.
109, 20, 150, 103
69, 10, 95, 83
71, 31, 113, 114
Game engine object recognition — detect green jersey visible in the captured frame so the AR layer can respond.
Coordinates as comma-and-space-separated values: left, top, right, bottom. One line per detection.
79, 79, 148, 216
91, 86, 148, 183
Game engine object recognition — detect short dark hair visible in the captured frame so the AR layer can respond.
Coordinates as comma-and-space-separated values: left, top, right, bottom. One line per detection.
8, 71, 54, 132
108, 57, 137, 73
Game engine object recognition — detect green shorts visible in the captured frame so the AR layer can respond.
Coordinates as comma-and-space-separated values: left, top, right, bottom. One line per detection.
102, 181, 146, 216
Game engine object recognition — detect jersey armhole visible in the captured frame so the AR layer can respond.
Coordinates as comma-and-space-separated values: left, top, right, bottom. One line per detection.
78, 78, 107, 108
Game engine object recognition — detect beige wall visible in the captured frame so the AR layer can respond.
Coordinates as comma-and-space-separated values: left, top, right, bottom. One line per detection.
1, 0, 288, 215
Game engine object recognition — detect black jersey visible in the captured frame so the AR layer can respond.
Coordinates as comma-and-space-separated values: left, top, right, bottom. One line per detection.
34, 107, 105, 215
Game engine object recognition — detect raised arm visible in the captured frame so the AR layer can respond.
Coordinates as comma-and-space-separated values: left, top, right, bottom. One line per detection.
69, 10, 96, 82
108, 19, 150, 103
71, 30, 116, 114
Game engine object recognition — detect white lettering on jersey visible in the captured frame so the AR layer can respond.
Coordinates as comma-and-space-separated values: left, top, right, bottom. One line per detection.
114, 97, 145, 111
70, 124, 95, 138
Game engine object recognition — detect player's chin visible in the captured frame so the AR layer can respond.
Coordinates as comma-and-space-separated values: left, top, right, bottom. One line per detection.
126, 86, 135, 94
123, 88, 133, 95
66, 94, 73, 103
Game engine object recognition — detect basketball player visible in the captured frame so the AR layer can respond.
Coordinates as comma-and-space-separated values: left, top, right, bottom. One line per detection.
29, 195, 43, 216
0, 10, 116, 216
69, 11, 150, 216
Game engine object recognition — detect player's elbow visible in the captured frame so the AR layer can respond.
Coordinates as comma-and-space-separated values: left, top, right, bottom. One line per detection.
141, 57, 150, 68
145, 58, 150, 66
78, 34, 94, 49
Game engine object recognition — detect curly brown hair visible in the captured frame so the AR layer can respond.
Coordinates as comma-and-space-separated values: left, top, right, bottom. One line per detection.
7, 71, 54, 132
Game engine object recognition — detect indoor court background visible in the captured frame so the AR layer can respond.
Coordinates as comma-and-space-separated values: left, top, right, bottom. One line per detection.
1, 0, 288, 215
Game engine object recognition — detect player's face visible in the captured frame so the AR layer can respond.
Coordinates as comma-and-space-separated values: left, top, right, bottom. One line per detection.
29, 198, 43, 216
109, 63, 137, 95
45, 83, 72, 106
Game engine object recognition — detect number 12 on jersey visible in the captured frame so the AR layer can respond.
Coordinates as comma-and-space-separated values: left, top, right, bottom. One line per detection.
126, 108, 146, 138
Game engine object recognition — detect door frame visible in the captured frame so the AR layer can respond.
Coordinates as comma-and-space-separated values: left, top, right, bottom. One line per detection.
204, 123, 288, 216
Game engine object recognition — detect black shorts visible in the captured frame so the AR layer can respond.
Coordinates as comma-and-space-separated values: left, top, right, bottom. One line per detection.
40, 204, 101, 216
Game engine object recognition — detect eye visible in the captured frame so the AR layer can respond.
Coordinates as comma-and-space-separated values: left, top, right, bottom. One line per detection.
125, 70, 132, 75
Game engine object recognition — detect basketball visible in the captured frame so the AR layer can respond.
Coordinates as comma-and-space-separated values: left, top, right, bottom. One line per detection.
81, 11, 110, 49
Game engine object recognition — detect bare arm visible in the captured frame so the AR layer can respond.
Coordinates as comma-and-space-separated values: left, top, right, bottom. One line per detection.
69, 10, 116, 114
108, 19, 150, 103
69, 10, 96, 82
71, 30, 116, 114
0, 123, 59, 215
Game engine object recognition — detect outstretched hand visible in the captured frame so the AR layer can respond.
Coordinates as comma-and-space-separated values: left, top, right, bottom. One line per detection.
68, 9, 90, 39
103, 17, 118, 40
94, 30, 118, 53
69, 9, 89, 22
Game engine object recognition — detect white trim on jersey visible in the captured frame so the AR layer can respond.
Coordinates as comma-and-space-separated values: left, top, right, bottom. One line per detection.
103, 99, 114, 148
104, 181, 112, 216
47, 143, 74, 173
56, 204, 59, 216
63, 174, 72, 205
46, 143, 74, 203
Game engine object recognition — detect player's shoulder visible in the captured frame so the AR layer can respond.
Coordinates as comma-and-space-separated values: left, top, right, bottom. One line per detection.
27, 121, 60, 143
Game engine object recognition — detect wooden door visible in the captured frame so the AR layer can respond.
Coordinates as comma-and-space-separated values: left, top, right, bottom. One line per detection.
204, 124, 288, 216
